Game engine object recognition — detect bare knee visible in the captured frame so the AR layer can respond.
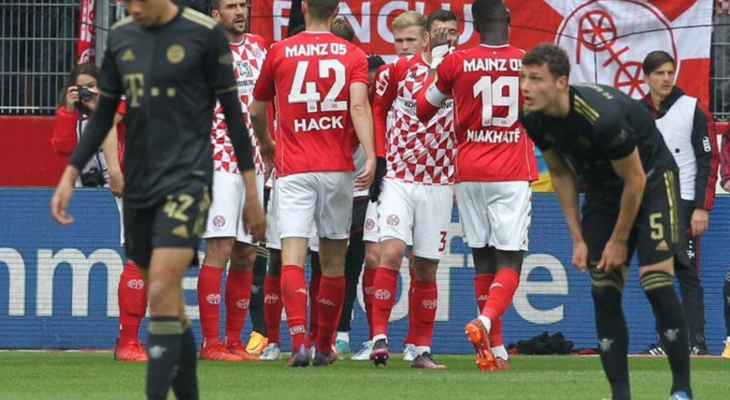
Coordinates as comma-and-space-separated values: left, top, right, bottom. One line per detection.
412, 257, 438, 282
230, 242, 256, 271
364, 242, 381, 269
204, 237, 235, 267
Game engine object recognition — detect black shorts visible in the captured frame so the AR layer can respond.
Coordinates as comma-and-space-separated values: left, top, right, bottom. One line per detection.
582, 169, 688, 268
123, 180, 211, 268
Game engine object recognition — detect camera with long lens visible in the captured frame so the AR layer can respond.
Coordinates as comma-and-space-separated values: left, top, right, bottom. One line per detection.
78, 86, 95, 103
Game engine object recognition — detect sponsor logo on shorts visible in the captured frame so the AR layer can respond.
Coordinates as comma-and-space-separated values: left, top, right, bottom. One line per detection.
656, 240, 669, 251
213, 215, 226, 228
317, 298, 335, 307
664, 329, 679, 343
236, 299, 250, 310
386, 215, 399, 227
421, 299, 438, 310
365, 218, 376, 232
290, 325, 306, 336
148, 345, 166, 359
127, 279, 145, 290
206, 294, 221, 305
374, 289, 391, 301
264, 294, 279, 304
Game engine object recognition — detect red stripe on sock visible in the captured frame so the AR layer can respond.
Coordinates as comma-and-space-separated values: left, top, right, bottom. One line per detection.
281, 265, 309, 351
197, 265, 224, 344
225, 269, 253, 343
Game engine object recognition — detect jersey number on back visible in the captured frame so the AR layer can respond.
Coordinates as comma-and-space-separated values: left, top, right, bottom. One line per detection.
288, 59, 347, 113
473, 76, 518, 128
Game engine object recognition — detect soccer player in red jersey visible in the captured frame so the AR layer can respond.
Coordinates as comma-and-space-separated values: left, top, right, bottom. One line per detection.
250, 0, 375, 367
417, 0, 538, 371
195, 0, 268, 362
367, 11, 458, 369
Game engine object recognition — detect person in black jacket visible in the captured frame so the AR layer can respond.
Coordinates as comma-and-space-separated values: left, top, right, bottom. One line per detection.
641, 51, 719, 355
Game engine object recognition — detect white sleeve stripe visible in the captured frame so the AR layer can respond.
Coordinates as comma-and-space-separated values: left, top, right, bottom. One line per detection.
425, 85, 448, 108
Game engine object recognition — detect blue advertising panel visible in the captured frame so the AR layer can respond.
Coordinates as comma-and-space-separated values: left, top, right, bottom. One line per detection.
0, 189, 727, 354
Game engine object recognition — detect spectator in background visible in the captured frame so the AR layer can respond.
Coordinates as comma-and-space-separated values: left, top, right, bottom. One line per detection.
51, 63, 148, 362
721, 133, 730, 358
641, 51, 719, 356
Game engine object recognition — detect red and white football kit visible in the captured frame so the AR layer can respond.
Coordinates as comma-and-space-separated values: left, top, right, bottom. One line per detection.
419, 44, 537, 251
418, 44, 539, 363
204, 33, 268, 244
253, 30, 369, 355
374, 54, 456, 260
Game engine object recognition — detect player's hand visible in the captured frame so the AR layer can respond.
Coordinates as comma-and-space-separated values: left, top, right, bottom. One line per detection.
65, 86, 79, 112
109, 168, 124, 198
355, 157, 376, 191
430, 26, 453, 49
572, 239, 589, 271
368, 157, 387, 203
597, 239, 628, 272
690, 208, 709, 237
51, 166, 79, 225
723, 181, 730, 192
243, 194, 266, 243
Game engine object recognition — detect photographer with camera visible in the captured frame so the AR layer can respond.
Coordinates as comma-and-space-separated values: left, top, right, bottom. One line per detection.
51, 62, 149, 362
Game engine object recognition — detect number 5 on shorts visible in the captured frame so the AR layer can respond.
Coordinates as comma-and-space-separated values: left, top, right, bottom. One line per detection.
649, 212, 664, 240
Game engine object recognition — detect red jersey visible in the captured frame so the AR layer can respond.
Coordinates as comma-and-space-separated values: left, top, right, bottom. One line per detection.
253, 31, 369, 177
211, 33, 268, 175
373, 54, 456, 185
422, 44, 537, 182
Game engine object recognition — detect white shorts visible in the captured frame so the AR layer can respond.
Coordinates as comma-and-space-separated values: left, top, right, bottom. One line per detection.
455, 181, 531, 251
277, 172, 353, 241
363, 200, 379, 243
266, 177, 321, 251
378, 179, 453, 260
203, 171, 265, 244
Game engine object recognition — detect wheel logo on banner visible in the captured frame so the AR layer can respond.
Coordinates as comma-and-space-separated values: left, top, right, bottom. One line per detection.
555, 0, 678, 99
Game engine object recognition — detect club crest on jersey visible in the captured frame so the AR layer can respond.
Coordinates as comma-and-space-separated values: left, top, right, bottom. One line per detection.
167, 44, 186, 64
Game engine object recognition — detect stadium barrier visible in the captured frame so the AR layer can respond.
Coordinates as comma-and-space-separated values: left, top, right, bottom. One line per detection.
0, 188, 728, 354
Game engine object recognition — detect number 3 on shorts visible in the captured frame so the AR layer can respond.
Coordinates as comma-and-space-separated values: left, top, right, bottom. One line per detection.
649, 212, 664, 240
438, 231, 448, 253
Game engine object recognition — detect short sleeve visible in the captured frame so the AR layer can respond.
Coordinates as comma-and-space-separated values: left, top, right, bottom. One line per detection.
253, 46, 276, 102
205, 25, 237, 93
597, 119, 636, 160
98, 35, 123, 99
348, 48, 369, 86
435, 52, 458, 95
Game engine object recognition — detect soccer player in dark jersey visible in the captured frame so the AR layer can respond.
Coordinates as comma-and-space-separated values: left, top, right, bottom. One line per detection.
519, 44, 692, 400
50, 0, 266, 399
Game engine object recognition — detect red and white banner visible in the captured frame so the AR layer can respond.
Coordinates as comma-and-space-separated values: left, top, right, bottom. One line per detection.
77, 0, 96, 63
251, 0, 712, 108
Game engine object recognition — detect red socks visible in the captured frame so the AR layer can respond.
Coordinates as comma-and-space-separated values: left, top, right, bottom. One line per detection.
482, 269, 520, 323
118, 260, 147, 344
316, 276, 346, 353
371, 267, 399, 338
198, 265, 224, 344
410, 279, 437, 347
281, 265, 309, 351
362, 268, 376, 338
263, 275, 283, 344
225, 269, 253, 343
474, 273, 503, 347
309, 270, 321, 345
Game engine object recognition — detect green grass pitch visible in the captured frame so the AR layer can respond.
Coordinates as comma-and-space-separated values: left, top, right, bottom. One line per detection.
0, 352, 727, 399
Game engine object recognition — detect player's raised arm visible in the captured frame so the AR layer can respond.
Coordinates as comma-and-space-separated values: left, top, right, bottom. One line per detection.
416, 54, 453, 123
52, 43, 122, 225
